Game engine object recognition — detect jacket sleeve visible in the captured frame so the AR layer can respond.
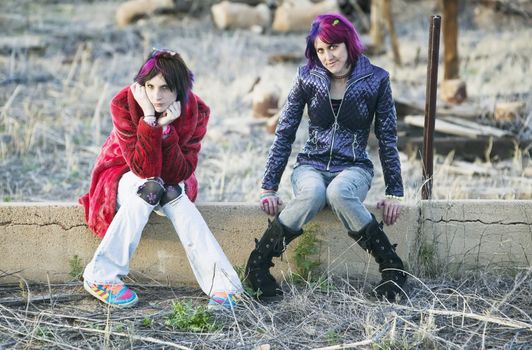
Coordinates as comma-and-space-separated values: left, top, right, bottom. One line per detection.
111, 95, 163, 179
262, 69, 306, 191
374, 75, 404, 197
160, 97, 209, 184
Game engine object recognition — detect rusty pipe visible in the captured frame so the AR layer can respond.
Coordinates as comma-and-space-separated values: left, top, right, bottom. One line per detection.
422, 15, 441, 200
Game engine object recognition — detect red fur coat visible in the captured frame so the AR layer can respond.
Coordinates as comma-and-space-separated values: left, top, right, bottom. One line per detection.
79, 86, 209, 237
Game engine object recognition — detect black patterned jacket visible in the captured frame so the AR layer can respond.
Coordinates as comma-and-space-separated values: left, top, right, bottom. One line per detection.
262, 55, 404, 197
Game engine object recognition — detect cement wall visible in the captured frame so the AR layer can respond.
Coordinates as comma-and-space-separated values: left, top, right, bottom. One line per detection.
420, 200, 532, 274
0, 201, 530, 286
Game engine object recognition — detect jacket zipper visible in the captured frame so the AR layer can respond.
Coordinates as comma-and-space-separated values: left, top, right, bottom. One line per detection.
326, 97, 341, 170
352, 134, 358, 161
323, 73, 373, 170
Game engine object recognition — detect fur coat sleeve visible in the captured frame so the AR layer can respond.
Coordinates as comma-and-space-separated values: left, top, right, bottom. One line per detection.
79, 86, 209, 237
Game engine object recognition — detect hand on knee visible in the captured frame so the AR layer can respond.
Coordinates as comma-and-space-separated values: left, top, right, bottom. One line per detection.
136, 179, 164, 205
160, 184, 183, 206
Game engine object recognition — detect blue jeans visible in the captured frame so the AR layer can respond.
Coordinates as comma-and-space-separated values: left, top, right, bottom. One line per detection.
279, 165, 373, 232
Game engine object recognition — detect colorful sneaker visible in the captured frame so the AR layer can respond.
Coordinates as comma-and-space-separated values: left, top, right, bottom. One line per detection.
83, 280, 138, 308
207, 291, 239, 310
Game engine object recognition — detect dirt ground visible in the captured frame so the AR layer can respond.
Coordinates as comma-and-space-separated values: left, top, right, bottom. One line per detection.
1, 272, 531, 349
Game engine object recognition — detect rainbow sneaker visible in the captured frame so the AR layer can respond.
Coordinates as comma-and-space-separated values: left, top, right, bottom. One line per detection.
207, 291, 239, 310
83, 280, 138, 308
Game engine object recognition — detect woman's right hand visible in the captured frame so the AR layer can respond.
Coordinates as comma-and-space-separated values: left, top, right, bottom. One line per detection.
130, 82, 155, 117
158, 101, 181, 127
376, 198, 402, 225
259, 189, 283, 216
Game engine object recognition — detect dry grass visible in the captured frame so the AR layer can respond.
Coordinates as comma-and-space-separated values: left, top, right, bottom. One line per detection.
0, 0, 531, 204
0, 1, 531, 348
0, 269, 530, 349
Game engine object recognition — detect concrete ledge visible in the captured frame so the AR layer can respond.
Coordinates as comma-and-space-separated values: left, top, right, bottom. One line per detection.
0, 201, 530, 285
421, 200, 532, 273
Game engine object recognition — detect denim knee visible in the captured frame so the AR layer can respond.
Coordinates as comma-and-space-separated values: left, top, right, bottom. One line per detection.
297, 185, 327, 208
326, 181, 363, 209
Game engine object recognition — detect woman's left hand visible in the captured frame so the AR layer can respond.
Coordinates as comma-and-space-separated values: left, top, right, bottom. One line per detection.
376, 198, 402, 225
158, 101, 181, 127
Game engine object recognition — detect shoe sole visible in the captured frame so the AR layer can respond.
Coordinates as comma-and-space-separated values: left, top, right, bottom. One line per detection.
83, 282, 138, 308
207, 297, 238, 311
207, 303, 234, 311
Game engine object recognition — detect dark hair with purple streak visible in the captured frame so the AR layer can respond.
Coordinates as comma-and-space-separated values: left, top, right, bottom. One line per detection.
134, 49, 194, 105
304, 14, 364, 69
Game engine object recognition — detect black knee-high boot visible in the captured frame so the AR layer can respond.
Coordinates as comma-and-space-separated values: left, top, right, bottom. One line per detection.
245, 216, 302, 298
348, 214, 407, 300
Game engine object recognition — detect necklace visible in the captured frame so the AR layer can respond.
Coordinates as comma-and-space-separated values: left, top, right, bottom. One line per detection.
331, 71, 350, 80
331, 66, 351, 80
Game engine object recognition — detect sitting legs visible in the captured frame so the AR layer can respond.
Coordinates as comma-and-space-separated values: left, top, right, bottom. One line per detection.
246, 165, 325, 298
160, 185, 243, 298
249, 165, 407, 301
348, 215, 407, 300
327, 167, 407, 300
83, 173, 164, 307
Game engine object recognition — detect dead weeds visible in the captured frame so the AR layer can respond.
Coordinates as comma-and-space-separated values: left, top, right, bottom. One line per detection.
0, 270, 530, 349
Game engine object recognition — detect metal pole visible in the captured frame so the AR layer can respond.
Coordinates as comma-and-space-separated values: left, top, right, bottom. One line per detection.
422, 15, 441, 200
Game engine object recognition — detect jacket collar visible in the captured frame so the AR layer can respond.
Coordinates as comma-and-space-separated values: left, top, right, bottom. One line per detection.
310, 55, 373, 84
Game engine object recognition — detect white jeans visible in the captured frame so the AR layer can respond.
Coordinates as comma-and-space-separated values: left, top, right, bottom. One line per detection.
83, 171, 243, 296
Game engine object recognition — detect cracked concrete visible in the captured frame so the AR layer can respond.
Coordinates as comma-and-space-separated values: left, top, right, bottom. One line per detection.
421, 200, 532, 273
425, 218, 529, 225
0, 201, 530, 284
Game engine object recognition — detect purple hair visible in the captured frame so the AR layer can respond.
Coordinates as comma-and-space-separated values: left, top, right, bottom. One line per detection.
304, 14, 364, 69
134, 49, 194, 105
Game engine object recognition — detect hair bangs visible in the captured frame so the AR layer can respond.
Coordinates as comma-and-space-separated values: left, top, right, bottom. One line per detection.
305, 13, 364, 69
134, 51, 194, 106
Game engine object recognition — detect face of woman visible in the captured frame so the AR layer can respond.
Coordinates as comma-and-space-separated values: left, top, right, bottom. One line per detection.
144, 73, 178, 113
314, 37, 349, 76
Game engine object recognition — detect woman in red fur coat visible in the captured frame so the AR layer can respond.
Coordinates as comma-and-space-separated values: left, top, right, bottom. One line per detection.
79, 49, 242, 309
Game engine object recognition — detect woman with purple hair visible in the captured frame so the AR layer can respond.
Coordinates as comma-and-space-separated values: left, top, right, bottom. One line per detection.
246, 14, 407, 301
80, 49, 243, 309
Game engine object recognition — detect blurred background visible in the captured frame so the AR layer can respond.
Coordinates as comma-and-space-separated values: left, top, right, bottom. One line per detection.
0, 0, 530, 204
